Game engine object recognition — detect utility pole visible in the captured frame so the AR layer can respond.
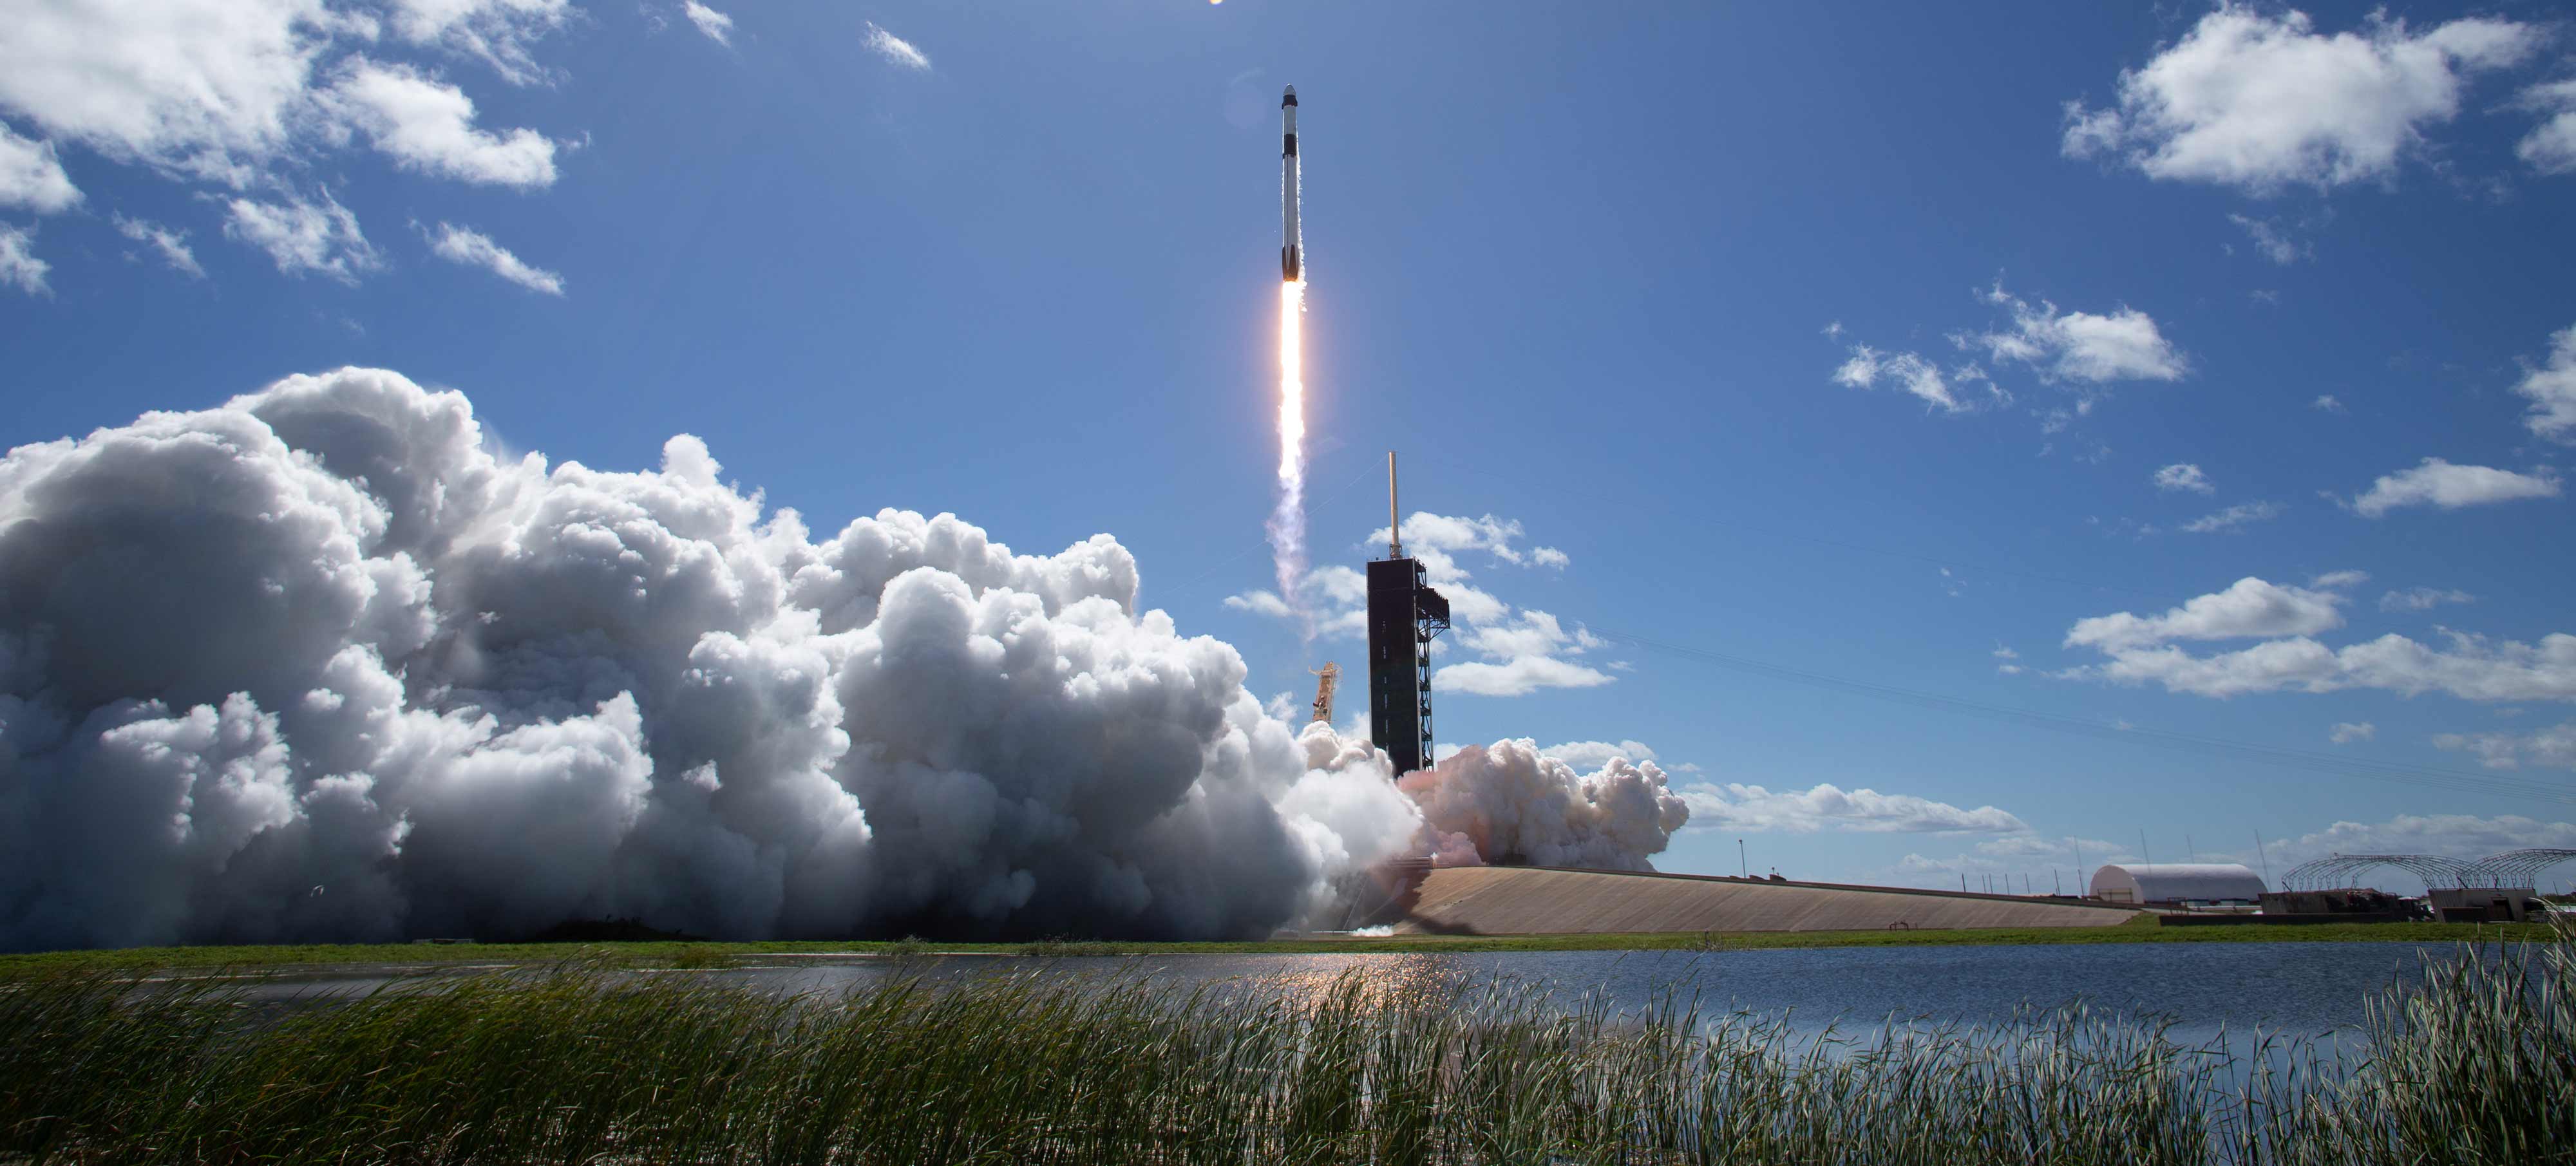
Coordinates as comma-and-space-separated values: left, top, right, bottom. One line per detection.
1738, 839, 1747, 878
2253, 831, 2273, 886
2141, 829, 2152, 867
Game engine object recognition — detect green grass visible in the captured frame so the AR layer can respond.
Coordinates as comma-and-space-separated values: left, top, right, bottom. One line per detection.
2, 932, 2570, 1163
0, 917, 2555, 975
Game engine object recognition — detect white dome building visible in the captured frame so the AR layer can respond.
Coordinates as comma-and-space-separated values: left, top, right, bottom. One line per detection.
2088, 863, 2266, 907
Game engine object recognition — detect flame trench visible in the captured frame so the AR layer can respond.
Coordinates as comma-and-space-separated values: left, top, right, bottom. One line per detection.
1269, 278, 1309, 629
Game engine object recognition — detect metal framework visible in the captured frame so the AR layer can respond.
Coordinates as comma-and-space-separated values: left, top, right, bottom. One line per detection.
1309, 663, 1338, 724
2280, 849, 2576, 892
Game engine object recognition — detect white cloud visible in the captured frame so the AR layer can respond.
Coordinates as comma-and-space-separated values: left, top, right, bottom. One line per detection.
2273, 814, 2576, 886
426, 221, 562, 294
1821, 320, 1844, 339
2434, 722, 2576, 770
1539, 740, 1658, 770
1993, 644, 2020, 660
1435, 655, 1615, 698
682, 1, 734, 46
2380, 587, 2474, 613
0, 224, 49, 295
2153, 462, 2213, 494
2349, 458, 2561, 518
0, 123, 80, 213
1373, 512, 1544, 568
2329, 721, 2374, 744
1960, 282, 2186, 384
222, 190, 382, 282
2515, 79, 2576, 175
0, 0, 336, 186
1832, 344, 1972, 413
2071, 628, 2576, 702
113, 214, 205, 277
384, 0, 573, 86
1222, 589, 1293, 619
2060, 6, 2539, 193
2512, 323, 2576, 444
2309, 570, 2369, 590
1678, 782, 2027, 835
319, 60, 557, 189
2227, 213, 2306, 263
865, 22, 931, 71
2181, 500, 2283, 533
2065, 576, 2345, 652
2311, 394, 2347, 413
1530, 546, 1569, 569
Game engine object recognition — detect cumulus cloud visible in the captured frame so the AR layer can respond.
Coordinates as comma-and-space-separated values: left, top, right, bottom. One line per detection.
0, 124, 80, 213
2349, 458, 2561, 518
2329, 721, 2375, 744
2065, 576, 2345, 652
2180, 500, 2283, 533
2434, 722, 2576, 771
2153, 463, 2213, 494
1437, 610, 1613, 697
0, 369, 1510, 950
2516, 79, 2576, 175
2310, 570, 2369, 590
2227, 214, 2306, 263
1958, 282, 2186, 384
865, 22, 931, 71
2311, 394, 2347, 413
1538, 740, 1658, 771
2513, 323, 2576, 444
2069, 624, 2576, 703
319, 59, 557, 189
111, 215, 206, 278
2056, 576, 2576, 702
2272, 814, 2576, 890
1678, 782, 2027, 836
1400, 741, 1689, 869
2060, 6, 2539, 193
426, 221, 562, 294
2381, 587, 2474, 613
0, 0, 578, 288
222, 190, 383, 282
682, 1, 735, 46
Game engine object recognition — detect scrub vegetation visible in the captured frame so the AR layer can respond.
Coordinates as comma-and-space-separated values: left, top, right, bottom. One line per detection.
3, 917, 2561, 975
1, 933, 2569, 1163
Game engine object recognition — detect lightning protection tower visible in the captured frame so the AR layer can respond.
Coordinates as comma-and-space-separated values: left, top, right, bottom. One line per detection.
1366, 453, 1448, 775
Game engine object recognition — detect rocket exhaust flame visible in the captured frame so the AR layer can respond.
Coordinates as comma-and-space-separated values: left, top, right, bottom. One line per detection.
1269, 86, 1309, 631
1270, 278, 1307, 629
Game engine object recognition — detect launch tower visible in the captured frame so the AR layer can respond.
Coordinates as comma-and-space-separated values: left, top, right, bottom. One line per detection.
1367, 453, 1448, 775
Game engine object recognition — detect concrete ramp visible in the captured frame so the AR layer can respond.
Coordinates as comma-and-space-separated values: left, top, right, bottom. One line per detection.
1381, 867, 2141, 935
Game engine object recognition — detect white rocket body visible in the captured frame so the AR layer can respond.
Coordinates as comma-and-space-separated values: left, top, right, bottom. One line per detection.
1281, 86, 1301, 283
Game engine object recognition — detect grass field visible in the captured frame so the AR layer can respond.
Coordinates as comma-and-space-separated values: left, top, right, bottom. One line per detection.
2, 932, 2568, 1163
0, 917, 2559, 975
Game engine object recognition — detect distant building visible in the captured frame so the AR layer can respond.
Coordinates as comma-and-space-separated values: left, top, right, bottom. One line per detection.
2088, 863, 2266, 908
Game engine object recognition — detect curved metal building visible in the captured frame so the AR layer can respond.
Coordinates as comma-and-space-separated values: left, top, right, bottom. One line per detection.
2088, 863, 2266, 905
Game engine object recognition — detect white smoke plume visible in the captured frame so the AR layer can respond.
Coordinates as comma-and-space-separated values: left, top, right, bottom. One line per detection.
1400, 740, 1690, 870
0, 370, 1688, 950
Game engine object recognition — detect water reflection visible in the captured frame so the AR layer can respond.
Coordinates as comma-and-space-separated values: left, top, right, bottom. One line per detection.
211, 939, 2444, 1049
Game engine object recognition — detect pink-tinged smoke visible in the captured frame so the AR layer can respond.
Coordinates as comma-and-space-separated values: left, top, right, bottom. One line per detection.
0, 370, 1687, 950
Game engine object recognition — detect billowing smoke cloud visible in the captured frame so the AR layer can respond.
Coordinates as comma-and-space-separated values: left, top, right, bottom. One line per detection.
1401, 740, 1690, 870
0, 370, 1687, 950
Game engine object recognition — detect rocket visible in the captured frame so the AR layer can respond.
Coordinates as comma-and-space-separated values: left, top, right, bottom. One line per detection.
1280, 86, 1301, 282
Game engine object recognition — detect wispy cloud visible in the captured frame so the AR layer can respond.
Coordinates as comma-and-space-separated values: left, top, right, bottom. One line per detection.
426, 221, 564, 295
113, 214, 204, 277
683, 1, 734, 45
865, 22, 931, 70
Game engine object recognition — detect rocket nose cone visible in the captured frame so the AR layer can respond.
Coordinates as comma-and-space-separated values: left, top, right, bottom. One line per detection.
1282, 85, 1297, 106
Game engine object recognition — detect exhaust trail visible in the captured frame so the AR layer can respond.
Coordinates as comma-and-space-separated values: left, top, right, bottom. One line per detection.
1269, 85, 1309, 631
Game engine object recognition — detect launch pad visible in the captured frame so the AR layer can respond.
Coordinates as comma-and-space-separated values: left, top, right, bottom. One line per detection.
1365, 454, 1448, 775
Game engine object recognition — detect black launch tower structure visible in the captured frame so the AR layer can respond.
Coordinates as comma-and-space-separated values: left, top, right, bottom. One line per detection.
1366, 453, 1448, 775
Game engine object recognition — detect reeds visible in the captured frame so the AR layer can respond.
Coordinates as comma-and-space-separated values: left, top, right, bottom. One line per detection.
2, 931, 2568, 1165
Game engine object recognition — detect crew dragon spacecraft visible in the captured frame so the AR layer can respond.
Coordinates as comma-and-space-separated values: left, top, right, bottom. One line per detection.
1280, 86, 1302, 282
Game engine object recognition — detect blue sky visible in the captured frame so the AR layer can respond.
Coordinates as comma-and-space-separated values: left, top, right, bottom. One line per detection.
5, 1, 2574, 892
